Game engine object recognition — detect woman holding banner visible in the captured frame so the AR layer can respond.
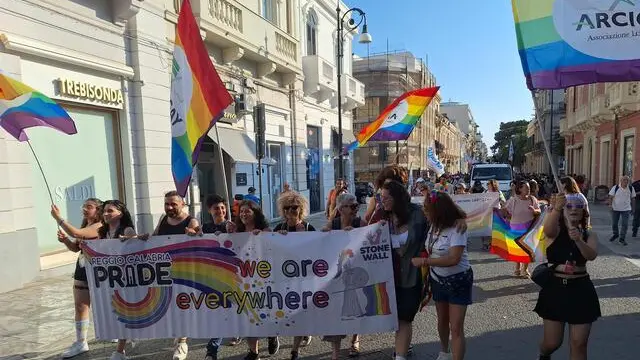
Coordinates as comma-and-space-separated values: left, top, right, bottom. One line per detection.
226, 201, 279, 360
97, 200, 147, 360
321, 193, 366, 359
535, 193, 600, 360
273, 191, 315, 359
413, 191, 472, 360
51, 199, 103, 358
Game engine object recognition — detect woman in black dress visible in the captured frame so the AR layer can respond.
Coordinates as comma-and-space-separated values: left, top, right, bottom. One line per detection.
535, 193, 600, 360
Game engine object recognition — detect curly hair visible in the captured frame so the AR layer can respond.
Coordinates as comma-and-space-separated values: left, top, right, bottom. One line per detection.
235, 200, 269, 232
277, 191, 309, 219
374, 165, 409, 190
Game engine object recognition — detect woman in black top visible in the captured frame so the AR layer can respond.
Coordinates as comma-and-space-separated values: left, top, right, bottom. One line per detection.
535, 193, 600, 360
51, 199, 103, 358
321, 193, 364, 360
273, 191, 315, 360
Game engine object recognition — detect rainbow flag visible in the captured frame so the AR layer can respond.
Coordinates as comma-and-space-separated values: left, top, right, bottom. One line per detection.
170, 0, 233, 196
0, 74, 77, 141
362, 282, 392, 316
491, 209, 547, 263
345, 87, 439, 152
512, 0, 640, 90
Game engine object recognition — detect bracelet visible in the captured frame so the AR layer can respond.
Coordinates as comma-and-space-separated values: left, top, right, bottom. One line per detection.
58, 218, 65, 226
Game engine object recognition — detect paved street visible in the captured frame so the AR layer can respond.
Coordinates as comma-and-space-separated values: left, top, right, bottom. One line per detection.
2, 205, 639, 360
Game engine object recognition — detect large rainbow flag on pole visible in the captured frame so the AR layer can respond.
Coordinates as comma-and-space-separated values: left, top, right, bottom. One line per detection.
170, 0, 233, 196
345, 87, 439, 152
512, 0, 640, 90
0, 74, 77, 141
491, 209, 547, 263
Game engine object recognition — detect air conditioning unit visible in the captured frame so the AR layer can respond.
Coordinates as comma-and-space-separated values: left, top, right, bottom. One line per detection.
235, 93, 255, 115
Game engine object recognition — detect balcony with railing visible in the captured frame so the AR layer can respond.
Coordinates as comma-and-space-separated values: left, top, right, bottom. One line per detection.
608, 82, 640, 115
302, 55, 336, 102
340, 73, 365, 110
169, 0, 302, 79
589, 93, 613, 125
574, 102, 591, 130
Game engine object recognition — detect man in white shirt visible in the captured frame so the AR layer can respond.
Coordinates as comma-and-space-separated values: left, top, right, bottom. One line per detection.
608, 175, 636, 246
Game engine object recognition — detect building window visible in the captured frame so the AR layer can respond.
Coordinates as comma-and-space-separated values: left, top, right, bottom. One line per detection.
262, 0, 277, 24
306, 10, 318, 56
623, 135, 634, 177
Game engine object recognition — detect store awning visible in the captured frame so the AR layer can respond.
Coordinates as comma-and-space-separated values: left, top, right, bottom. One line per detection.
208, 127, 258, 164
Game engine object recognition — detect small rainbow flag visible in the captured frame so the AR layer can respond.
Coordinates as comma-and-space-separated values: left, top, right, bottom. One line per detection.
0, 74, 77, 141
512, 0, 640, 89
170, 0, 233, 196
345, 87, 439, 152
362, 282, 391, 316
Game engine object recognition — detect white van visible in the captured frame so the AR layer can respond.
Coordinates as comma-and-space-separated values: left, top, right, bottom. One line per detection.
470, 163, 513, 198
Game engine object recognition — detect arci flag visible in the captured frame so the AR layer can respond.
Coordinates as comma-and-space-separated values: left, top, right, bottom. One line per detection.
170, 0, 233, 196
508, 139, 514, 162
512, 0, 640, 90
346, 87, 439, 152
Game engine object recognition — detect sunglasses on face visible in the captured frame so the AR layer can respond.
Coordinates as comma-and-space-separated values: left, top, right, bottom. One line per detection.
343, 204, 358, 210
283, 205, 299, 212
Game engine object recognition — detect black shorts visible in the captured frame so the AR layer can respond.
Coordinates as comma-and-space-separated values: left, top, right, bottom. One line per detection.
73, 258, 88, 282
395, 282, 423, 323
534, 275, 601, 324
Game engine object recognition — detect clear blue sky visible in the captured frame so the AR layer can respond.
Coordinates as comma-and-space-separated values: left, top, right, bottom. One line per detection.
347, 0, 534, 149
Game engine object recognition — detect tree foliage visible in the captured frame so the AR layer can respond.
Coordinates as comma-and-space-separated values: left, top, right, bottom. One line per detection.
490, 120, 529, 166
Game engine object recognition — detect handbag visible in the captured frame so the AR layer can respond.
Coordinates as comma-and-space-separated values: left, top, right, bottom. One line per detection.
531, 263, 558, 287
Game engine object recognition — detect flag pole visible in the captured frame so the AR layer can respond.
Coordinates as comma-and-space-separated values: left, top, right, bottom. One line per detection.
213, 123, 233, 220
531, 91, 562, 191
26, 140, 55, 204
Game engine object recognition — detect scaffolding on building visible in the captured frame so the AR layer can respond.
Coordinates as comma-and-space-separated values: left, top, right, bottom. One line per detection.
352, 47, 439, 183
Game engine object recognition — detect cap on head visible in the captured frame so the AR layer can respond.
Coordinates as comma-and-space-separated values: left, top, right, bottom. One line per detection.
248, 187, 256, 193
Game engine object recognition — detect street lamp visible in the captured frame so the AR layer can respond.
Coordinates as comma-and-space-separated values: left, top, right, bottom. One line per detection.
336, 2, 371, 179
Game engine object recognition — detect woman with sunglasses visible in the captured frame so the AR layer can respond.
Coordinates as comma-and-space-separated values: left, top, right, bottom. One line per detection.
273, 191, 315, 359
226, 201, 278, 360
535, 193, 600, 360
321, 193, 366, 359
50, 199, 103, 358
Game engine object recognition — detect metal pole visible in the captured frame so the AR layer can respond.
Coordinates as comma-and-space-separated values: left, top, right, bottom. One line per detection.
258, 158, 263, 210
336, 2, 344, 179
531, 91, 562, 191
613, 111, 619, 183
549, 90, 554, 176
214, 124, 233, 217
395, 140, 399, 164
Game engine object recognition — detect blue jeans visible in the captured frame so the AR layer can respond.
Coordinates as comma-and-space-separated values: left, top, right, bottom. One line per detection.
633, 198, 640, 234
612, 210, 631, 240
206, 338, 222, 356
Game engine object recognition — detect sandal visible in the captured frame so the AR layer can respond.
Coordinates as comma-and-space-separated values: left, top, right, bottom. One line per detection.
513, 269, 521, 277
348, 340, 360, 357
522, 269, 531, 279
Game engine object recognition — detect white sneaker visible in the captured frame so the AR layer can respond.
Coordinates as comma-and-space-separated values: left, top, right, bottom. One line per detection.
61, 341, 89, 358
173, 341, 188, 360
435, 352, 452, 360
110, 351, 127, 360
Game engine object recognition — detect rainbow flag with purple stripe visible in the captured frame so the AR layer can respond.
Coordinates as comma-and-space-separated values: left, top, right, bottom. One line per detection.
491, 209, 547, 263
362, 282, 392, 316
0, 74, 77, 141
345, 87, 439, 153
512, 0, 640, 90
170, 0, 233, 196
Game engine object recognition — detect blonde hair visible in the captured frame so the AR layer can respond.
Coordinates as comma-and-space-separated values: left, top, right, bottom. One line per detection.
277, 191, 309, 219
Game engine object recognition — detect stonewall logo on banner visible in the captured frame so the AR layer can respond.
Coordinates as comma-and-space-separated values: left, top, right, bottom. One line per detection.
84, 224, 397, 339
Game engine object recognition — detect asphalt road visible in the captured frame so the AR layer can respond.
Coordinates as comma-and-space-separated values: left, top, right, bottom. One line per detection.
37, 209, 640, 360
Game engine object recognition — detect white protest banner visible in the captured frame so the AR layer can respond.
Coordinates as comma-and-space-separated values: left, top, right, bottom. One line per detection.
427, 147, 445, 176
84, 224, 397, 339
412, 193, 498, 236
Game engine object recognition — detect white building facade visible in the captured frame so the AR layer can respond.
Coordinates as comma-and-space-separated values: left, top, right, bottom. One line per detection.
0, 0, 361, 293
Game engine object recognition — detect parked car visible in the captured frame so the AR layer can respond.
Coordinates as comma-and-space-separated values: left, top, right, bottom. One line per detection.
355, 182, 374, 204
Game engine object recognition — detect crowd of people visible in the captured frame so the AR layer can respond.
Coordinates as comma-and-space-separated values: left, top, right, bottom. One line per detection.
52, 164, 602, 360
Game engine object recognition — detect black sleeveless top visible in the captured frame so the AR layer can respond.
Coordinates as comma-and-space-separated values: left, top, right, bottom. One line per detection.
331, 217, 363, 230
157, 215, 193, 235
546, 226, 589, 266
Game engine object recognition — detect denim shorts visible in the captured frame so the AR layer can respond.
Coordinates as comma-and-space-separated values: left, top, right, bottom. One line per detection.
430, 269, 473, 306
